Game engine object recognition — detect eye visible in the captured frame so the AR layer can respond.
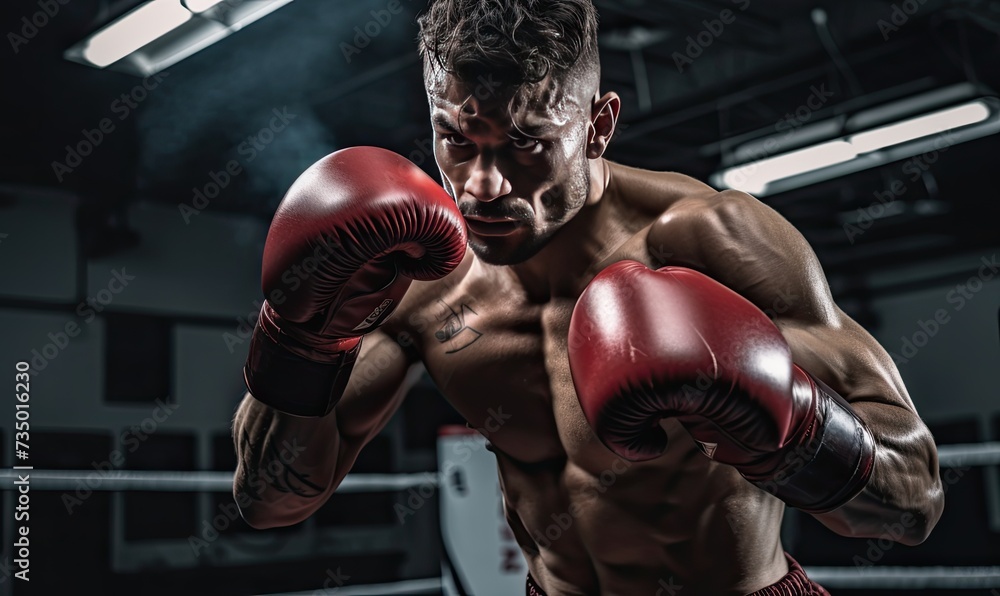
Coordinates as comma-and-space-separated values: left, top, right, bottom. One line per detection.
510, 136, 541, 151
443, 134, 473, 147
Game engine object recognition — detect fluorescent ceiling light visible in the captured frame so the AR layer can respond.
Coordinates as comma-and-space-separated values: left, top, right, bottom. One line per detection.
83, 1, 193, 68
848, 101, 990, 154
65, 0, 294, 76
713, 97, 999, 196
721, 141, 857, 195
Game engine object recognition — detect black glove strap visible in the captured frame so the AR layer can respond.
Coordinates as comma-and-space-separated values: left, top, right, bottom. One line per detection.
749, 374, 876, 513
243, 322, 362, 417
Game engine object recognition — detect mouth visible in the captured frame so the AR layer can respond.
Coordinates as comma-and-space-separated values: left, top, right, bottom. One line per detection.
463, 215, 525, 237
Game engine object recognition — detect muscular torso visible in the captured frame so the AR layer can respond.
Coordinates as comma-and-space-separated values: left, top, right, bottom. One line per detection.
389, 162, 789, 595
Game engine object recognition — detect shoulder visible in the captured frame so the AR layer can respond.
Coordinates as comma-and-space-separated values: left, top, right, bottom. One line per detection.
603, 165, 785, 268
604, 160, 718, 218
645, 189, 750, 268
601, 161, 789, 282
645, 189, 839, 325
647, 189, 783, 265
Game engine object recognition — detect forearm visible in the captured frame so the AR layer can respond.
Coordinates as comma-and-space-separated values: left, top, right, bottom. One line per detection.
233, 394, 342, 529
812, 401, 944, 545
771, 319, 944, 544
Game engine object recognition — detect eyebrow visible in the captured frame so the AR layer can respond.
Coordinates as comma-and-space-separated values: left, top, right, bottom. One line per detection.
510, 122, 556, 138
432, 114, 459, 133
431, 112, 556, 138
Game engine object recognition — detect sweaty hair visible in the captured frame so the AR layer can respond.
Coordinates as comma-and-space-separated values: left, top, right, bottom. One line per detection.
417, 0, 600, 100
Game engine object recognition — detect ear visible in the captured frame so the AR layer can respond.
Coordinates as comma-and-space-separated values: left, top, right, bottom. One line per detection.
587, 91, 620, 159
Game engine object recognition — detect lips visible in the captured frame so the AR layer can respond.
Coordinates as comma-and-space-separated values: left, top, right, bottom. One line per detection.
463, 215, 525, 237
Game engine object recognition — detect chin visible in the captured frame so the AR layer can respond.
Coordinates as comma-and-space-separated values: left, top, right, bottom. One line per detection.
468, 231, 549, 266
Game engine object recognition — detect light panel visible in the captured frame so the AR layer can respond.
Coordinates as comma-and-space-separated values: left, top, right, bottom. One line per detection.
713, 97, 999, 196
83, 1, 192, 68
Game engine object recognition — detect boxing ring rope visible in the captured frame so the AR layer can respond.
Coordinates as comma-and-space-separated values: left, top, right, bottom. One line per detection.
935, 441, 1000, 467
3, 441, 997, 492
802, 566, 1000, 589
0, 470, 435, 493
268, 577, 443, 595
2, 441, 999, 591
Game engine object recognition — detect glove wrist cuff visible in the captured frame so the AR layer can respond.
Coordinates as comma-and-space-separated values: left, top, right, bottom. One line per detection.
258, 301, 361, 361
743, 370, 876, 513
243, 301, 362, 417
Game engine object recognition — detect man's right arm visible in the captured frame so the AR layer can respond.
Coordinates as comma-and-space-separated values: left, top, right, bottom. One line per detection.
230, 146, 466, 529
233, 327, 417, 529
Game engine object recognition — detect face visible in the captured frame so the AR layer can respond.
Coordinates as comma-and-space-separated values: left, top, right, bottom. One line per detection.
425, 66, 598, 265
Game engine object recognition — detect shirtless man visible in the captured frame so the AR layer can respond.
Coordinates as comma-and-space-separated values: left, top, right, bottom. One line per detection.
232, 1, 945, 593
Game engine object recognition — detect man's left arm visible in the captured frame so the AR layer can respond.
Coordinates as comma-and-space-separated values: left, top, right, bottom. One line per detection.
647, 190, 945, 545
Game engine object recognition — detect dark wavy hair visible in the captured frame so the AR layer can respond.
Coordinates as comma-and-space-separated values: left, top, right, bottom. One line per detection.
417, 0, 600, 94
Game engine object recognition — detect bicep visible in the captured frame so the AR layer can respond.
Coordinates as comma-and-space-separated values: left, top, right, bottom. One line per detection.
776, 312, 916, 411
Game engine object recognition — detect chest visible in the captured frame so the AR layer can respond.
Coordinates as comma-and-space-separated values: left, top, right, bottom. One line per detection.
410, 279, 575, 460
411, 247, 661, 465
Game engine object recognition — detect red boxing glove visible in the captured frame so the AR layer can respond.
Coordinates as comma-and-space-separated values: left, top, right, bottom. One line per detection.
568, 261, 875, 513
244, 146, 467, 416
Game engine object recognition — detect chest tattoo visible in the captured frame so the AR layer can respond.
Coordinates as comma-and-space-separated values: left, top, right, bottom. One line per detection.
434, 300, 483, 353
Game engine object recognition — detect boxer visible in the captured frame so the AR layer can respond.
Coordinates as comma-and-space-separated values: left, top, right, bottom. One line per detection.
232, 1, 945, 594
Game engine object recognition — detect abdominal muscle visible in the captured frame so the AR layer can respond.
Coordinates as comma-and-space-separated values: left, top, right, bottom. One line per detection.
491, 420, 790, 596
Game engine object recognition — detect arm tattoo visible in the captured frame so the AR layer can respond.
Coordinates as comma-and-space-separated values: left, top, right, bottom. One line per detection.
434, 300, 482, 353
239, 430, 324, 501
265, 439, 325, 498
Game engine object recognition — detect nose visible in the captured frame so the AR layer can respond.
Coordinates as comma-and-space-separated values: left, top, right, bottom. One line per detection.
464, 154, 511, 203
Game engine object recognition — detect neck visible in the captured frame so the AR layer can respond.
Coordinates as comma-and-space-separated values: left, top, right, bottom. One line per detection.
506, 158, 614, 301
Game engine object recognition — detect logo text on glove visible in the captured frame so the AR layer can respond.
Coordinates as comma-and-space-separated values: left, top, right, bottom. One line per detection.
354, 299, 393, 331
